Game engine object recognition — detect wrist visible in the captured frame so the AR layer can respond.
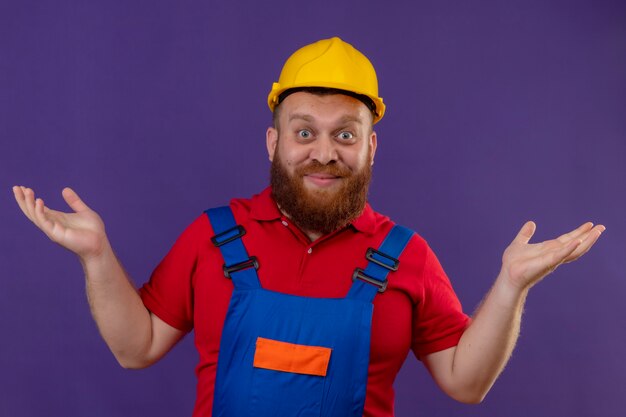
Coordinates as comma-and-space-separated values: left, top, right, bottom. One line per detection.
491, 270, 529, 307
78, 238, 115, 271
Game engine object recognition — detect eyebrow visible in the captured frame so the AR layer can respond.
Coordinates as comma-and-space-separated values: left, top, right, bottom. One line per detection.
288, 113, 314, 123
288, 113, 364, 125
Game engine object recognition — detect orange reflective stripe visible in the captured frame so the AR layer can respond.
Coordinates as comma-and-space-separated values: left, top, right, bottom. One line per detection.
253, 337, 332, 377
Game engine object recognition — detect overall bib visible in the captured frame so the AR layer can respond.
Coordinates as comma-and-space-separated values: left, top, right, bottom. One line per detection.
207, 206, 413, 417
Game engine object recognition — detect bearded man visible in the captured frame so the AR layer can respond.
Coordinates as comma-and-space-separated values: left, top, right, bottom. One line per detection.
13, 37, 604, 417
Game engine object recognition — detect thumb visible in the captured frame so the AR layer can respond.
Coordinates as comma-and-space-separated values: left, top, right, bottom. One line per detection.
62, 187, 91, 213
513, 221, 536, 245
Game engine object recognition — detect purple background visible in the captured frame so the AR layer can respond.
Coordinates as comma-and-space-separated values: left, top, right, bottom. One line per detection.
1, 1, 624, 416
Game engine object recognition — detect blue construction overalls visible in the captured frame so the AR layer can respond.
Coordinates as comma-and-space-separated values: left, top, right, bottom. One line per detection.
206, 206, 413, 417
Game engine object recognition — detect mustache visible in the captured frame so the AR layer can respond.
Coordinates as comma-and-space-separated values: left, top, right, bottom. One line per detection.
296, 161, 352, 178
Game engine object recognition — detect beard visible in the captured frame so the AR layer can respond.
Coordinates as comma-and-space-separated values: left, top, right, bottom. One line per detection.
270, 149, 372, 236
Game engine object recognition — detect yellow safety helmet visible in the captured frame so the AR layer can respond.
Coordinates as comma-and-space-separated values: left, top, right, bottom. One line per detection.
268, 37, 386, 124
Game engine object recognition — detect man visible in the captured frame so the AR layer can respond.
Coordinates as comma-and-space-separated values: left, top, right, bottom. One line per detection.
13, 37, 604, 416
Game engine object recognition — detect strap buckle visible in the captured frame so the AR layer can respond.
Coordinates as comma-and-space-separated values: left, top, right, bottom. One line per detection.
211, 225, 246, 247
352, 268, 388, 293
365, 247, 399, 271
224, 256, 259, 279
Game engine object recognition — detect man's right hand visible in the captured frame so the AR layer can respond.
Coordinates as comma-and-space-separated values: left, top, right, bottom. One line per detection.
13, 186, 108, 261
13, 185, 185, 368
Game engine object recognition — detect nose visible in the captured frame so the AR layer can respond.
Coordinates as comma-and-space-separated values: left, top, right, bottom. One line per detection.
310, 136, 339, 165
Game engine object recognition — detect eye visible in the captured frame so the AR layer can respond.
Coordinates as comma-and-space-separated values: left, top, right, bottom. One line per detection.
338, 131, 353, 140
298, 129, 312, 139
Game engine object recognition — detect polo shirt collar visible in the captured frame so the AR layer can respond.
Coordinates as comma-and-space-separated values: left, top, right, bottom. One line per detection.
350, 203, 376, 235
249, 187, 282, 221
249, 187, 376, 235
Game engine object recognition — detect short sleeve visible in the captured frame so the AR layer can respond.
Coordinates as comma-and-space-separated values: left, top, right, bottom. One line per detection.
412, 244, 470, 358
139, 214, 209, 333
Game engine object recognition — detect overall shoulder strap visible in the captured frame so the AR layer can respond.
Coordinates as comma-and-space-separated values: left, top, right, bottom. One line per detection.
205, 206, 260, 290
346, 225, 414, 302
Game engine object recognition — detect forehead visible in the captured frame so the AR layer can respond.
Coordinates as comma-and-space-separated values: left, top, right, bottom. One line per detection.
278, 92, 372, 126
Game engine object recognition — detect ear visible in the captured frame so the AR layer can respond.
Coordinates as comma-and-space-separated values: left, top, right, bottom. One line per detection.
266, 127, 278, 162
368, 131, 378, 166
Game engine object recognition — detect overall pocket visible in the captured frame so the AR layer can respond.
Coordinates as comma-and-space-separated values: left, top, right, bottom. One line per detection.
250, 337, 332, 416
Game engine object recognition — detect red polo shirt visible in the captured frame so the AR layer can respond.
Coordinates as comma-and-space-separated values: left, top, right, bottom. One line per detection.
139, 187, 470, 417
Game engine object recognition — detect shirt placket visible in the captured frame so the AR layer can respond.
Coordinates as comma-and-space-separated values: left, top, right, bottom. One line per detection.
279, 217, 355, 289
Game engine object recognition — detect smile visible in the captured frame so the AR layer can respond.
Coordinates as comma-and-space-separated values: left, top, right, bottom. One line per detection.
303, 173, 342, 188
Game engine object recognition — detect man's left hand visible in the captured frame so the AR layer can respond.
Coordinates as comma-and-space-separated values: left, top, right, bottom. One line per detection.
500, 221, 605, 292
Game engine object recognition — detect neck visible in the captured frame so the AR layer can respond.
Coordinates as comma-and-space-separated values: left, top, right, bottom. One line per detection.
304, 230, 322, 242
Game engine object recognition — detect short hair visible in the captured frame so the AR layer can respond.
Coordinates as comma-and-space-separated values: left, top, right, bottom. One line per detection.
272, 87, 376, 129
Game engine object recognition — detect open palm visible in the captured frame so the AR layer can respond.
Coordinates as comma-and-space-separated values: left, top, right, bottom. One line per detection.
502, 221, 605, 291
13, 186, 107, 260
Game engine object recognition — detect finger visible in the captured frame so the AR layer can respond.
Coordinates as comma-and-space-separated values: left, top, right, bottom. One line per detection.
22, 187, 38, 223
543, 238, 582, 274
513, 221, 536, 245
555, 222, 594, 244
62, 187, 91, 213
13, 186, 34, 222
563, 225, 605, 263
12, 185, 22, 199
34, 197, 58, 239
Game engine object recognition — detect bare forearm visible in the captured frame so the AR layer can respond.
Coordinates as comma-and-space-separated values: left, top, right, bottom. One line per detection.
451, 272, 528, 402
424, 222, 603, 403
13, 186, 178, 368
81, 241, 153, 368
